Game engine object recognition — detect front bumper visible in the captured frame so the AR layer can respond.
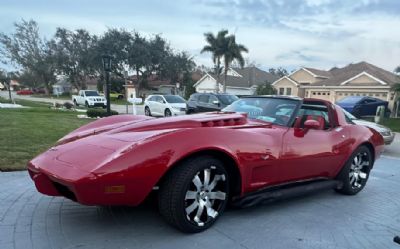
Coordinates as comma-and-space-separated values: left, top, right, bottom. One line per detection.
27, 160, 149, 206
171, 109, 186, 116
383, 132, 395, 145
88, 101, 106, 107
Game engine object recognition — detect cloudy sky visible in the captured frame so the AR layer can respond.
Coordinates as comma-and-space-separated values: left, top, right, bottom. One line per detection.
1, 0, 400, 72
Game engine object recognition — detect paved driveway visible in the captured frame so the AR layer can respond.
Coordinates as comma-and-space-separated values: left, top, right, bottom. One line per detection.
1, 156, 399, 249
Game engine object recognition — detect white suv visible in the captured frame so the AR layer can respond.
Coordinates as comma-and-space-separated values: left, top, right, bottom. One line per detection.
144, 95, 187, 117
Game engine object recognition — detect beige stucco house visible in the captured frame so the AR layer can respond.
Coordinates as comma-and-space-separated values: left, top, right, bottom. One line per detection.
272, 61, 399, 110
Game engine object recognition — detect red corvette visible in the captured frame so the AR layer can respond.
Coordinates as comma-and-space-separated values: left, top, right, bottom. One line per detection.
28, 96, 384, 233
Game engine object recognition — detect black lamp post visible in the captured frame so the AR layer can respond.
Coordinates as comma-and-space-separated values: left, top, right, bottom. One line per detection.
102, 55, 112, 115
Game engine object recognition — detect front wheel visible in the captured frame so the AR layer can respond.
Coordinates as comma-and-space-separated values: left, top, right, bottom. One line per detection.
158, 156, 229, 233
164, 108, 172, 117
144, 106, 151, 116
335, 146, 372, 195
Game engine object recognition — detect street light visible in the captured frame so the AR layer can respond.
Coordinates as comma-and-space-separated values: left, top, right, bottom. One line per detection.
102, 54, 112, 115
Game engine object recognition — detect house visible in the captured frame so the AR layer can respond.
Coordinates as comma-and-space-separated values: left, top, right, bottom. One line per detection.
272, 61, 400, 110
53, 76, 72, 95
194, 66, 279, 95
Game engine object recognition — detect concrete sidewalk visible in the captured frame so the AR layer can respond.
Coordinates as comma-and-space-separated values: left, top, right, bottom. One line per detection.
1, 157, 400, 249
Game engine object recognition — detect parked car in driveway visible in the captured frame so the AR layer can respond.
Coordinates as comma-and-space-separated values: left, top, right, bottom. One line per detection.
186, 93, 238, 114
16, 89, 33, 95
110, 91, 124, 100
336, 96, 389, 118
144, 94, 187, 117
72, 90, 106, 108
340, 106, 395, 145
28, 96, 384, 233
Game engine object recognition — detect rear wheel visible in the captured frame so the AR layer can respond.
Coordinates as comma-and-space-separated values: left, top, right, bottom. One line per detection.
164, 108, 172, 117
145, 106, 151, 116
158, 156, 229, 233
335, 146, 372, 195
73, 99, 78, 106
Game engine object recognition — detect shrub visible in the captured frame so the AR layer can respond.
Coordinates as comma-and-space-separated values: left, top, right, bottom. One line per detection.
63, 102, 73, 110
87, 109, 118, 118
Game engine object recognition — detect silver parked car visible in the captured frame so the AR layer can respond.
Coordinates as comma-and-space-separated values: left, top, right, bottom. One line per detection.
342, 108, 395, 145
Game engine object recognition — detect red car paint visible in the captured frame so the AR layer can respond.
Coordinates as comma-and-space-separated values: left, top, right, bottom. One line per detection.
16, 89, 34, 95
28, 98, 384, 206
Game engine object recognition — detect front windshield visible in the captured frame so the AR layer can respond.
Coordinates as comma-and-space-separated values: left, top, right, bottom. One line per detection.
85, 91, 100, 96
164, 95, 186, 103
218, 94, 239, 105
222, 97, 300, 126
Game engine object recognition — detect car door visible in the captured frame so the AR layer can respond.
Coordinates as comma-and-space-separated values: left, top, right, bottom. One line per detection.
197, 94, 210, 112
207, 95, 221, 111
154, 96, 164, 116
279, 104, 351, 183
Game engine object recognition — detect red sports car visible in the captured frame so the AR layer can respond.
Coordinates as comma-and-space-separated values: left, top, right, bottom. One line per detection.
17, 89, 34, 95
28, 96, 384, 233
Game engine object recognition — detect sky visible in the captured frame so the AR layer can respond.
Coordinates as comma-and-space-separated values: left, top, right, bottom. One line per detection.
1, 0, 400, 72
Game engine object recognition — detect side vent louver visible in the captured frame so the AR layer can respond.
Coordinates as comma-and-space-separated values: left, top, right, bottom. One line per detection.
201, 118, 246, 127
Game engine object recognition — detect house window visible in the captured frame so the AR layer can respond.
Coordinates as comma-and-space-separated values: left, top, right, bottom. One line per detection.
322, 92, 326, 95
313, 92, 316, 95
327, 92, 330, 95
286, 88, 292, 95
344, 93, 348, 96
375, 93, 380, 97
383, 93, 387, 97
317, 92, 321, 95
279, 88, 284, 95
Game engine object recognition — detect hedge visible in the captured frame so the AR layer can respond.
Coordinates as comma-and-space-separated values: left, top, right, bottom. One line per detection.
87, 109, 118, 118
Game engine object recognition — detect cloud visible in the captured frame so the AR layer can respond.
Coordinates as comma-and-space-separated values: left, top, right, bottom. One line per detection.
0, 0, 399, 72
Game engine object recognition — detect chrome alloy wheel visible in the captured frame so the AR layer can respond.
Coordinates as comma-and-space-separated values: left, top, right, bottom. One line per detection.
184, 166, 227, 227
349, 151, 370, 189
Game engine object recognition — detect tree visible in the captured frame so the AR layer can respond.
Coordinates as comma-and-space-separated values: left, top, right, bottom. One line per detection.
268, 67, 288, 78
0, 20, 56, 94
256, 81, 276, 95
51, 28, 98, 91
221, 34, 248, 93
201, 30, 229, 93
127, 32, 150, 92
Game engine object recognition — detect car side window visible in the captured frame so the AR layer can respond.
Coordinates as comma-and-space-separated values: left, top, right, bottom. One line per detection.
209, 95, 218, 105
148, 96, 155, 101
198, 95, 209, 103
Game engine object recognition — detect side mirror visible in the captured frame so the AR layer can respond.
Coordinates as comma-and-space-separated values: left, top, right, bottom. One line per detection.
212, 100, 220, 106
303, 119, 320, 130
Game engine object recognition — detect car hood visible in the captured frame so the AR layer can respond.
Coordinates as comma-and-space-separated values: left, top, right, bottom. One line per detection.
352, 119, 390, 133
32, 112, 266, 174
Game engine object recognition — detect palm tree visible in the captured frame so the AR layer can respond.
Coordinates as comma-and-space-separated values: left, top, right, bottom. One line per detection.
201, 30, 228, 93
221, 35, 248, 93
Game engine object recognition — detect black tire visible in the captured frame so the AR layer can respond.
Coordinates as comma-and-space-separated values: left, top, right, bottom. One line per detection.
164, 109, 172, 117
73, 99, 78, 106
158, 156, 229, 233
335, 146, 373, 195
144, 106, 151, 116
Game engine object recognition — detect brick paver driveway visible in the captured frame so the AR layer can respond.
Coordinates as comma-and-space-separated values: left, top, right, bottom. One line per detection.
1, 156, 399, 249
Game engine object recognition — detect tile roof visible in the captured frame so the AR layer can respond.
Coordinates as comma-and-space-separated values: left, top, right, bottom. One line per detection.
209, 66, 279, 88
311, 61, 400, 86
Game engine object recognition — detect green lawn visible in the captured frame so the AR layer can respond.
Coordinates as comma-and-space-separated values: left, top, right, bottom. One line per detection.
0, 99, 91, 171
380, 118, 400, 132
